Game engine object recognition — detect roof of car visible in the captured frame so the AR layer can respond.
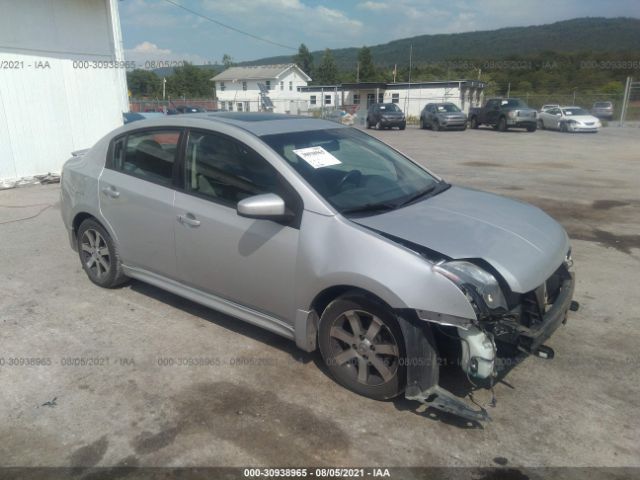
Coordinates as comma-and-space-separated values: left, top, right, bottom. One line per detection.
117, 112, 347, 137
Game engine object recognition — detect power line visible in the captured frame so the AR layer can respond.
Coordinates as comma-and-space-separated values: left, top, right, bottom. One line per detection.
162, 0, 296, 51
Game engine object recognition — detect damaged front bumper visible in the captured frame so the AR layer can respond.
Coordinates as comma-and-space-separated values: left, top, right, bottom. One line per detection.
405, 264, 577, 423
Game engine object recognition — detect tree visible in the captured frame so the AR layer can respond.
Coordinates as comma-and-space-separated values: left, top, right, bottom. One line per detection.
126, 69, 162, 97
357, 46, 376, 82
293, 43, 314, 78
166, 63, 215, 98
222, 54, 234, 69
316, 49, 338, 84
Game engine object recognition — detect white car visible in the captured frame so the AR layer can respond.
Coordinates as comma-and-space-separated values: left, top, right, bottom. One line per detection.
540, 104, 560, 112
537, 106, 601, 133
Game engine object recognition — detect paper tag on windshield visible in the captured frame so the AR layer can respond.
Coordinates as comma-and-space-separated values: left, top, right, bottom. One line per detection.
293, 146, 342, 169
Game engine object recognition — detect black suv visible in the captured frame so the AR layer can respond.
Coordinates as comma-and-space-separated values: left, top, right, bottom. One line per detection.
366, 103, 406, 130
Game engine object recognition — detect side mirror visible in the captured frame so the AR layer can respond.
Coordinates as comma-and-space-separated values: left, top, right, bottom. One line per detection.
237, 193, 289, 220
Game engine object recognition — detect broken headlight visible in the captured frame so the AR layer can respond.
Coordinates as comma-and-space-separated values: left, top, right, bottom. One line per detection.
433, 261, 508, 314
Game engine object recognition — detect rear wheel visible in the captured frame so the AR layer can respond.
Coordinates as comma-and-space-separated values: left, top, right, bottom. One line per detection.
498, 117, 507, 132
538, 119, 545, 130
77, 218, 127, 288
319, 293, 405, 400
419, 117, 426, 129
470, 116, 478, 129
366, 119, 371, 129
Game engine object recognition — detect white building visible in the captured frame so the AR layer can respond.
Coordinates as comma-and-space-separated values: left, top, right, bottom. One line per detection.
0, 0, 128, 182
212, 64, 311, 114
300, 80, 486, 117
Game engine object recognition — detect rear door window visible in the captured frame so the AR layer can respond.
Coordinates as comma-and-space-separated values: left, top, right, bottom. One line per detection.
115, 130, 182, 186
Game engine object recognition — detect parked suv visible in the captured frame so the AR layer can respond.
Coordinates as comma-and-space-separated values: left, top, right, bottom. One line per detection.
591, 101, 614, 120
366, 103, 406, 130
420, 103, 467, 131
469, 98, 537, 132
61, 113, 577, 422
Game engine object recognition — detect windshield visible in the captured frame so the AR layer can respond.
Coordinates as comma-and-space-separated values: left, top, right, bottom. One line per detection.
562, 108, 589, 116
261, 128, 442, 215
501, 99, 529, 108
378, 104, 401, 112
594, 102, 611, 108
436, 104, 461, 113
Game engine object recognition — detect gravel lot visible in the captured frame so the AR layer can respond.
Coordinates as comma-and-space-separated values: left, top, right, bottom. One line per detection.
1, 124, 639, 472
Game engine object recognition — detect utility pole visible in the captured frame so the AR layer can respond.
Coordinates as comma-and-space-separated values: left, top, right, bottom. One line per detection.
619, 76, 632, 127
405, 43, 413, 114
162, 77, 166, 100
356, 62, 360, 83
506, 82, 511, 98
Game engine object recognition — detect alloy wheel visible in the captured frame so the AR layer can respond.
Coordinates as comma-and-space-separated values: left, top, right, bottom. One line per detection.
328, 309, 400, 386
80, 229, 111, 280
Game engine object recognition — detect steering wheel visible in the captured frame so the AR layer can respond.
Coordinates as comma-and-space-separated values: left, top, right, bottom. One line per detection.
337, 170, 362, 191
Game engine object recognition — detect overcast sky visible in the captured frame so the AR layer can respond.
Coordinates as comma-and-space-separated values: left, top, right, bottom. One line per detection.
120, 0, 640, 66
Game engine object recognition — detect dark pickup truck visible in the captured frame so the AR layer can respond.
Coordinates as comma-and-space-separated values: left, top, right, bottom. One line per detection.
469, 98, 538, 132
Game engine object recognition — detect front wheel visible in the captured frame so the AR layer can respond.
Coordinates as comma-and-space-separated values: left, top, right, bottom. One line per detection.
375, 121, 382, 130
399, 124, 406, 130
538, 119, 545, 130
318, 293, 405, 400
498, 117, 508, 132
419, 117, 425, 129
526, 124, 537, 132
77, 218, 127, 288
469, 116, 478, 129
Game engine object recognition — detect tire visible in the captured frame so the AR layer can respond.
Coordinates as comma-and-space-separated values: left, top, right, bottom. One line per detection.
318, 292, 405, 400
498, 116, 507, 132
560, 122, 568, 133
538, 119, 545, 130
366, 119, 371, 129
433, 120, 441, 131
526, 124, 537, 132
77, 218, 127, 288
419, 117, 425, 129
461, 124, 467, 131
399, 124, 406, 130
375, 121, 382, 130
469, 116, 478, 129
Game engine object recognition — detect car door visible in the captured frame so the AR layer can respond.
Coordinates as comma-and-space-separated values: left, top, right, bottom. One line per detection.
485, 99, 499, 124
99, 128, 182, 278
173, 129, 301, 322
548, 108, 562, 129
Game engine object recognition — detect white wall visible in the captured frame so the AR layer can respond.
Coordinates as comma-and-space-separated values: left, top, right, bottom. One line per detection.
0, 0, 128, 180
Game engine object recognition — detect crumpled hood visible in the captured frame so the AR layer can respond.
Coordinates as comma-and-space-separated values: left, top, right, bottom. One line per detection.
565, 115, 599, 124
353, 186, 570, 293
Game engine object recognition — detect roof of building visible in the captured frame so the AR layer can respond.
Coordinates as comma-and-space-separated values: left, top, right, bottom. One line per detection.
211, 64, 312, 82
299, 80, 485, 92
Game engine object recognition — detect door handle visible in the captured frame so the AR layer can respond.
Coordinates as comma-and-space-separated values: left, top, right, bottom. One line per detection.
101, 186, 120, 198
178, 213, 201, 227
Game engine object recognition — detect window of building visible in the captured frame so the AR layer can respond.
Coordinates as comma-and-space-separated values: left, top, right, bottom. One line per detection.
310, 95, 317, 105
391, 93, 399, 104
237, 103, 243, 112
220, 82, 225, 92
242, 81, 247, 91
289, 81, 293, 91
353, 94, 360, 105
245, 102, 250, 112
265, 80, 271, 90
378, 92, 384, 103
324, 95, 331, 105
184, 131, 290, 208
115, 129, 181, 186
280, 81, 284, 91
228, 103, 233, 111
367, 93, 375, 106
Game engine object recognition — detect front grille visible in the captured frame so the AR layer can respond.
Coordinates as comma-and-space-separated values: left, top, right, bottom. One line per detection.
520, 265, 566, 328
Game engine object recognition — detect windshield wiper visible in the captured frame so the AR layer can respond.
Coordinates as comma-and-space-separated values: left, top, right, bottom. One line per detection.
395, 184, 438, 208
340, 202, 398, 216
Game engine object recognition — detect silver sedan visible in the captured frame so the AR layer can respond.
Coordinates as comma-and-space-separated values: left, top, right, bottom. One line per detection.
538, 106, 602, 133
61, 113, 577, 422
